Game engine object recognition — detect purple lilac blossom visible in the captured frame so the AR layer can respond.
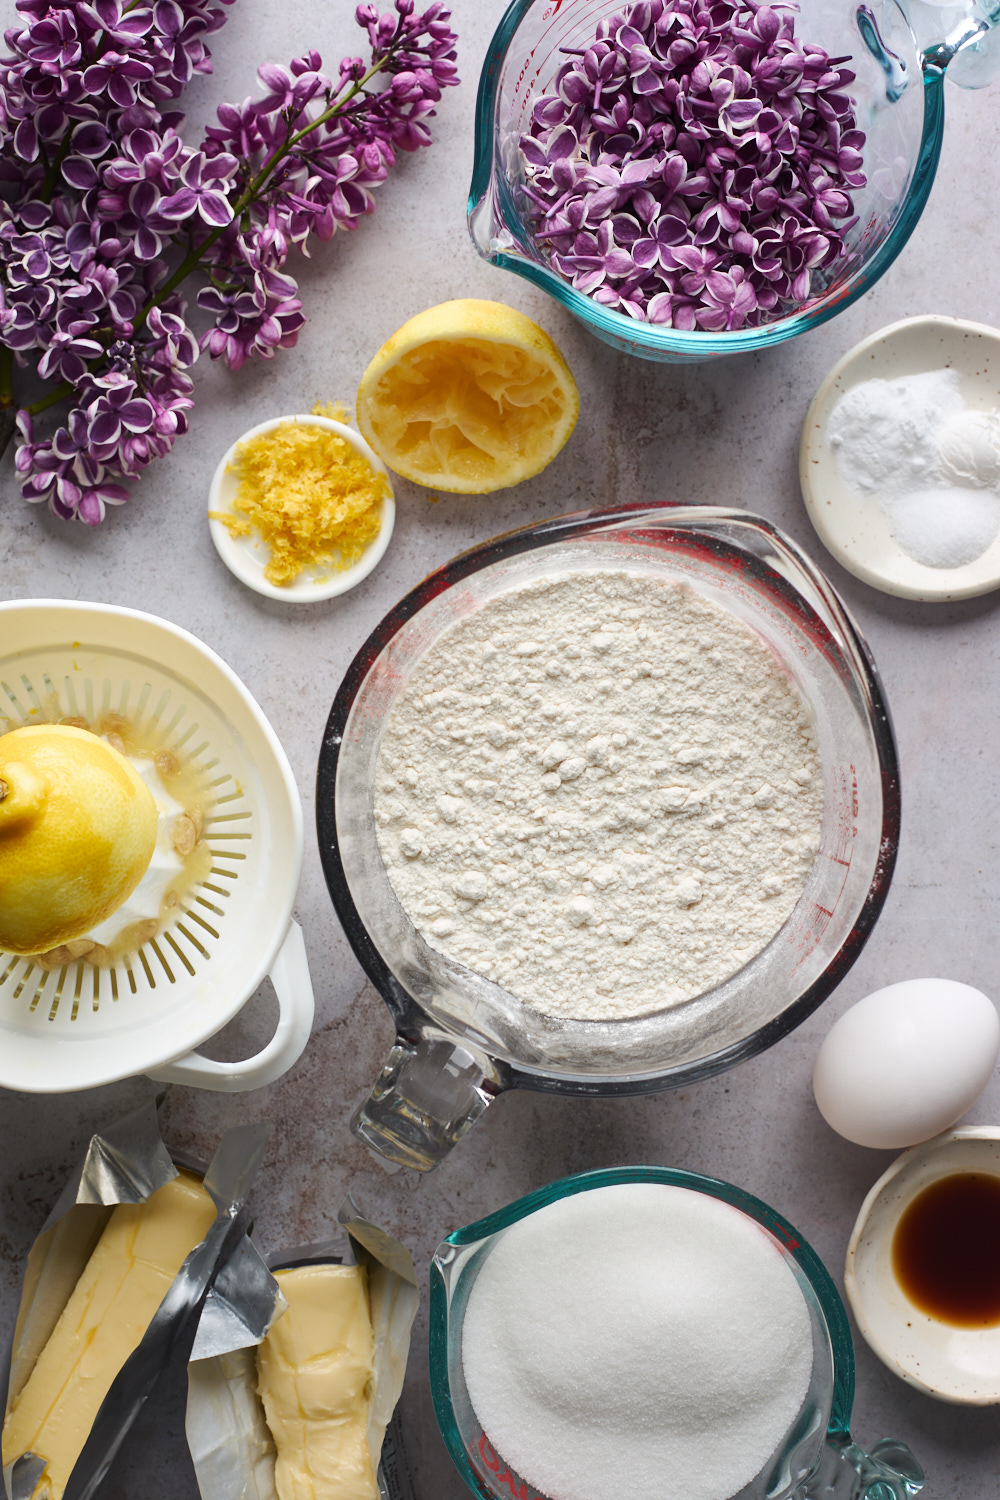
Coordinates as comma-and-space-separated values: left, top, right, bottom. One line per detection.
518, 0, 866, 331
195, 3, 458, 368
0, 0, 458, 522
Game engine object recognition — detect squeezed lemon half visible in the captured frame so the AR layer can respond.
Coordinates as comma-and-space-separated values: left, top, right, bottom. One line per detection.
356, 299, 579, 493
0, 724, 158, 955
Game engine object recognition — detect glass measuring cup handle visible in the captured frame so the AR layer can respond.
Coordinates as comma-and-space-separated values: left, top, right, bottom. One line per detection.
799, 1433, 924, 1498
907, 0, 1000, 86
352, 1030, 500, 1172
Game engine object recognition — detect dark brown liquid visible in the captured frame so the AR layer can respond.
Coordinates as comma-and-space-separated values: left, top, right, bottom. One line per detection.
891, 1173, 1000, 1327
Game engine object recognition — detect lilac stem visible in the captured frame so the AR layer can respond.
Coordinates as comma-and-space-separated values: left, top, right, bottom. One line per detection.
131, 39, 403, 335
0, 350, 17, 459
26, 380, 71, 417
40, 128, 74, 202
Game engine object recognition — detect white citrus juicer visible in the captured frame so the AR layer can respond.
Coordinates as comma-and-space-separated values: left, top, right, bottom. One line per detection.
0, 600, 314, 1093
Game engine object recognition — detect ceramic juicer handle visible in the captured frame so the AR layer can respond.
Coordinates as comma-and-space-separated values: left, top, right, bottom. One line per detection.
146, 920, 315, 1092
352, 1030, 498, 1172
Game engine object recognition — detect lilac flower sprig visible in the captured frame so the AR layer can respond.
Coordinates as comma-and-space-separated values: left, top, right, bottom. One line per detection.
518, 0, 865, 331
0, 0, 458, 524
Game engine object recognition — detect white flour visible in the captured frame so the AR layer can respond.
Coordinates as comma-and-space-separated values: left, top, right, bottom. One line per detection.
374, 571, 822, 1022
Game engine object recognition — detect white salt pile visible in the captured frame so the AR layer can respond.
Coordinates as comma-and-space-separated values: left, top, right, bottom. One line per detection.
462, 1182, 814, 1500
882, 485, 1000, 569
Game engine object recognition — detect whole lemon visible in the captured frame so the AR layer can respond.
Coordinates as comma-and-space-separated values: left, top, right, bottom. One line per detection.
0, 724, 158, 955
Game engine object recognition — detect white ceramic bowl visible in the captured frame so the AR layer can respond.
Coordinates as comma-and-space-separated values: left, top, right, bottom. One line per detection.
845, 1126, 1000, 1403
208, 414, 395, 602
800, 315, 1000, 602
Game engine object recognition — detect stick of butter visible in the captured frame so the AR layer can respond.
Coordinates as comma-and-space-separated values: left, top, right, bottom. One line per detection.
256, 1264, 377, 1500
2, 1170, 216, 1500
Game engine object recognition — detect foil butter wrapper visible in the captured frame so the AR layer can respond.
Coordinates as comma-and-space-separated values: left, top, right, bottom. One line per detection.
185, 1199, 420, 1500
3, 1096, 268, 1500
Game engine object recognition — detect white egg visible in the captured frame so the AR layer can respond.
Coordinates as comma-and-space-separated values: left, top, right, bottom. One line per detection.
813, 979, 1000, 1149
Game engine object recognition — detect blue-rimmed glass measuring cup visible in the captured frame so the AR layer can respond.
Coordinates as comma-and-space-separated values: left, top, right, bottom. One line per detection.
430, 1166, 924, 1500
469, 0, 1000, 362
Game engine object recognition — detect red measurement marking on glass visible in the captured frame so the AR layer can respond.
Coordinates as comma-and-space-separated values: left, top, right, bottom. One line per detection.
479, 1434, 540, 1500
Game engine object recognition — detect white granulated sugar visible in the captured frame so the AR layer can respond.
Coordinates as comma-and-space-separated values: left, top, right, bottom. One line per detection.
461, 1183, 814, 1500
374, 570, 822, 1021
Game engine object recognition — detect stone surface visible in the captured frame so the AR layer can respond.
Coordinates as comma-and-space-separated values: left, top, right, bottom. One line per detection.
1, 1, 999, 1496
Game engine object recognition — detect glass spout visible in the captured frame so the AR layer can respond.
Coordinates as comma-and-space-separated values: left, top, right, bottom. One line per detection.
799, 1434, 924, 1498
858, 6, 910, 99
352, 1032, 498, 1172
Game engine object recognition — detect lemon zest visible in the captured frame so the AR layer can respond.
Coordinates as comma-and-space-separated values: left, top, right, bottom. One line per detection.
212, 417, 388, 587
311, 399, 351, 423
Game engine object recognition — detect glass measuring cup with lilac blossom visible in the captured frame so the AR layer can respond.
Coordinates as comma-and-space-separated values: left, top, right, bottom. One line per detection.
470, 0, 1000, 361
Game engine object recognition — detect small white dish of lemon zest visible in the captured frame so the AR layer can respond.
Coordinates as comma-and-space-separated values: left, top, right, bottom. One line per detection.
208, 413, 395, 603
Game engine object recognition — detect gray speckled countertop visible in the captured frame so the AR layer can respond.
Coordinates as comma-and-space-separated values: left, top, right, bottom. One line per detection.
2, 0, 999, 1495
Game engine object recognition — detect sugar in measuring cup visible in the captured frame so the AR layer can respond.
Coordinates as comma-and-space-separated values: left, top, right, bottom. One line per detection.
430, 1166, 924, 1500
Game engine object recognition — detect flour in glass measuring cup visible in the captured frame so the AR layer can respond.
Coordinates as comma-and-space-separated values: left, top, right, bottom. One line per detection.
461, 1183, 814, 1500
374, 571, 822, 1021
